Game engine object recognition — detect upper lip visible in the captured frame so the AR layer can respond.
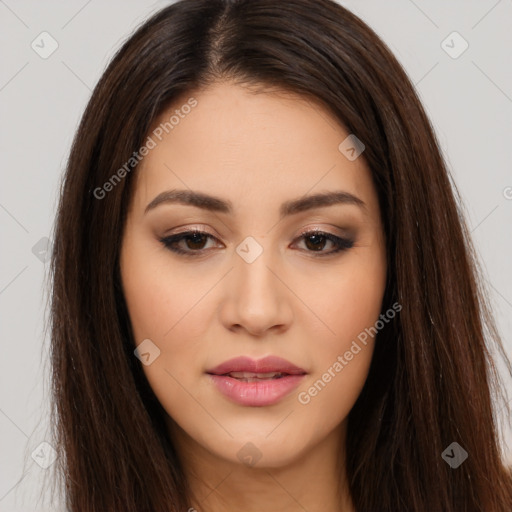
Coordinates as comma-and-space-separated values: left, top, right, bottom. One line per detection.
206, 356, 307, 376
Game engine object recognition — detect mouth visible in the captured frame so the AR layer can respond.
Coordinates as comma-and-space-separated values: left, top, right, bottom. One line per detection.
216, 371, 293, 382
206, 356, 307, 406
206, 355, 307, 377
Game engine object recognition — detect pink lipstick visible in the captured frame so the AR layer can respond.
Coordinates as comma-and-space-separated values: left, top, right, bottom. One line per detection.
206, 355, 307, 407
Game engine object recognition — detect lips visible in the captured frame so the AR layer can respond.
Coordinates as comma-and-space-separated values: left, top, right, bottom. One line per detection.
206, 355, 307, 378
223, 371, 285, 382
206, 356, 307, 406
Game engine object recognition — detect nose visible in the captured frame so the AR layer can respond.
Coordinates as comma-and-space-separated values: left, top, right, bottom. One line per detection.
219, 243, 293, 337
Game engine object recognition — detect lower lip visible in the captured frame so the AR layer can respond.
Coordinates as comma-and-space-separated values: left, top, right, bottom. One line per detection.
207, 374, 306, 406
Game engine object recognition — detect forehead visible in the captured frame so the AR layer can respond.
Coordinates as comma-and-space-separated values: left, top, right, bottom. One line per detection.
130, 82, 378, 218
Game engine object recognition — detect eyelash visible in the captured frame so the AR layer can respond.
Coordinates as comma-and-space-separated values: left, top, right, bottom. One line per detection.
159, 229, 354, 258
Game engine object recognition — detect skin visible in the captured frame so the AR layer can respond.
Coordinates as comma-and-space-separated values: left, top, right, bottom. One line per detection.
120, 81, 387, 512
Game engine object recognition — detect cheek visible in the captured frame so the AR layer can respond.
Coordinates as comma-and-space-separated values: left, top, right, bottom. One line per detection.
293, 324, 379, 439
294, 246, 386, 420
294, 343, 373, 448
305, 244, 386, 355
121, 233, 208, 343
120, 236, 216, 407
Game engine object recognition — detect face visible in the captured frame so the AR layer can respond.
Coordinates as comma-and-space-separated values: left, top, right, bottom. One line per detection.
120, 82, 386, 469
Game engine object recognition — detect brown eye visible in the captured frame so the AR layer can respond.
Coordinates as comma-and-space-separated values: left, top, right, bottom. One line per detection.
295, 231, 354, 256
182, 232, 209, 250
160, 230, 220, 256
304, 233, 329, 251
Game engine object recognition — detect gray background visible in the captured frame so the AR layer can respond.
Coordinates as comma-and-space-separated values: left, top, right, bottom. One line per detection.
1, 1, 511, 510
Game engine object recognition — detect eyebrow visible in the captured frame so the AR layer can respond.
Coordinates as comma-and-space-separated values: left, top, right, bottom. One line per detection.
144, 189, 367, 218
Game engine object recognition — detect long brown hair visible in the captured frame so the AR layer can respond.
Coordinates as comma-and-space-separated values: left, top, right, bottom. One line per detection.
48, 0, 512, 510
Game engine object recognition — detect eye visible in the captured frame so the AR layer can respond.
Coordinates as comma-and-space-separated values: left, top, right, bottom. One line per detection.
159, 229, 220, 256
293, 229, 354, 256
159, 229, 354, 257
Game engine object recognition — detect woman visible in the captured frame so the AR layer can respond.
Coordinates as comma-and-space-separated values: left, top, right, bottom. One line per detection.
48, 0, 512, 510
